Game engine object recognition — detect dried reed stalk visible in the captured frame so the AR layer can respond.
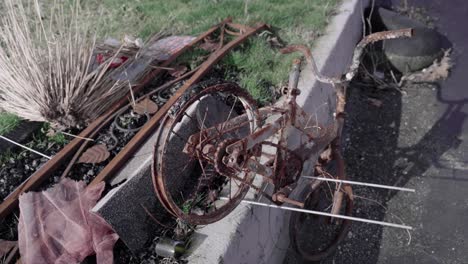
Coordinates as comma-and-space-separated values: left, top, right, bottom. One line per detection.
0, 0, 145, 128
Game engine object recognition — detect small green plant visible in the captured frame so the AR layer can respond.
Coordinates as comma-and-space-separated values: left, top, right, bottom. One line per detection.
182, 201, 193, 214
0, 122, 69, 168
0, 149, 17, 165
40, 123, 69, 146
0, 112, 21, 135
181, 193, 208, 214
48, 133, 68, 146
175, 48, 212, 70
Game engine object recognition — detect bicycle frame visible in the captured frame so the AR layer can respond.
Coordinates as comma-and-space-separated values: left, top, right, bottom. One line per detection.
182, 28, 413, 208
153, 28, 414, 261
222, 60, 338, 182
182, 59, 338, 206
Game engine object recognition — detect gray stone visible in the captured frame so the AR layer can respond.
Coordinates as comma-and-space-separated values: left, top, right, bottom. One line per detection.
378, 8, 447, 73
384, 27, 443, 73
377, 7, 427, 31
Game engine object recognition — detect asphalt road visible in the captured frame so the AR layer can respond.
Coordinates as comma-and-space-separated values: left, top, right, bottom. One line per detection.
373, 1, 468, 263
286, 1, 468, 263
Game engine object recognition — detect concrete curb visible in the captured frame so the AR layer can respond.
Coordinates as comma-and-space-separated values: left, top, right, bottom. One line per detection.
92, 131, 163, 253
188, 1, 369, 263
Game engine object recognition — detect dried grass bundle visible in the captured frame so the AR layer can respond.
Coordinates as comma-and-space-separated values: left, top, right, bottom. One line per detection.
0, 0, 144, 128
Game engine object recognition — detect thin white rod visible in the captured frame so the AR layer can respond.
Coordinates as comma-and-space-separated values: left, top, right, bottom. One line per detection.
302, 176, 415, 193
0, 135, 51, 159
60, 131, 94, 141
220, 197, 412, 230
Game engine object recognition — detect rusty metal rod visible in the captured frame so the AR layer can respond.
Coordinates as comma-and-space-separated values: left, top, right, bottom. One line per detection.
219, 197, 412, 230
302, 176, 415, 192
280, 29, 413, 84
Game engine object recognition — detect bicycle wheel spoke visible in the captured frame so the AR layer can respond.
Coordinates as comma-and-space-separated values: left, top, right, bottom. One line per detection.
181, 157, 194, 173
229, 177, 232, 200
197, 105, 209, 130
222, 96, 238, 131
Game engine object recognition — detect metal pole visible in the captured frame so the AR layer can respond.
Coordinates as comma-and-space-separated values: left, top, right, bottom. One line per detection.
302, 176, 415, 193
0, 135, 51, 159
60, 131, 94, 142
220, 197, 412, 230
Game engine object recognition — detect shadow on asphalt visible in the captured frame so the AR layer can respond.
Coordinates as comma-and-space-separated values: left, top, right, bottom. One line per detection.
319, 75, 465, 264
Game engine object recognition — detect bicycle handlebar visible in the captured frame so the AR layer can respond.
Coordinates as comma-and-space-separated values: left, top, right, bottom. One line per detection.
280, 28, 413, 85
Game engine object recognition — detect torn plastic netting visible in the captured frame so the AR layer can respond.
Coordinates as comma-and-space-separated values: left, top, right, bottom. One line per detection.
18, 179, 118, 264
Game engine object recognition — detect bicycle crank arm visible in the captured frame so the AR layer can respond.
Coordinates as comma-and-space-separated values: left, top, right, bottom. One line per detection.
182, 107, 276, 155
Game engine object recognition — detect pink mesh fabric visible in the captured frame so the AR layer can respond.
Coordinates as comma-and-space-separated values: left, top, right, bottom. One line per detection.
18, 179, 118, 264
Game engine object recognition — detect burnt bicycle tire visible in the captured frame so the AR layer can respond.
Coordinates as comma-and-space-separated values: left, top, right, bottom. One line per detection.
289, 182, 353, 261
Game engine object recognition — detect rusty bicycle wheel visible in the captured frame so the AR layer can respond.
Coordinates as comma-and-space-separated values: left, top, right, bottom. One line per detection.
152, 81, 261, 225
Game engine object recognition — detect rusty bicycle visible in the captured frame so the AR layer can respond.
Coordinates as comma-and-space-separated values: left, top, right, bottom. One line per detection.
152, 28, 412, 260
